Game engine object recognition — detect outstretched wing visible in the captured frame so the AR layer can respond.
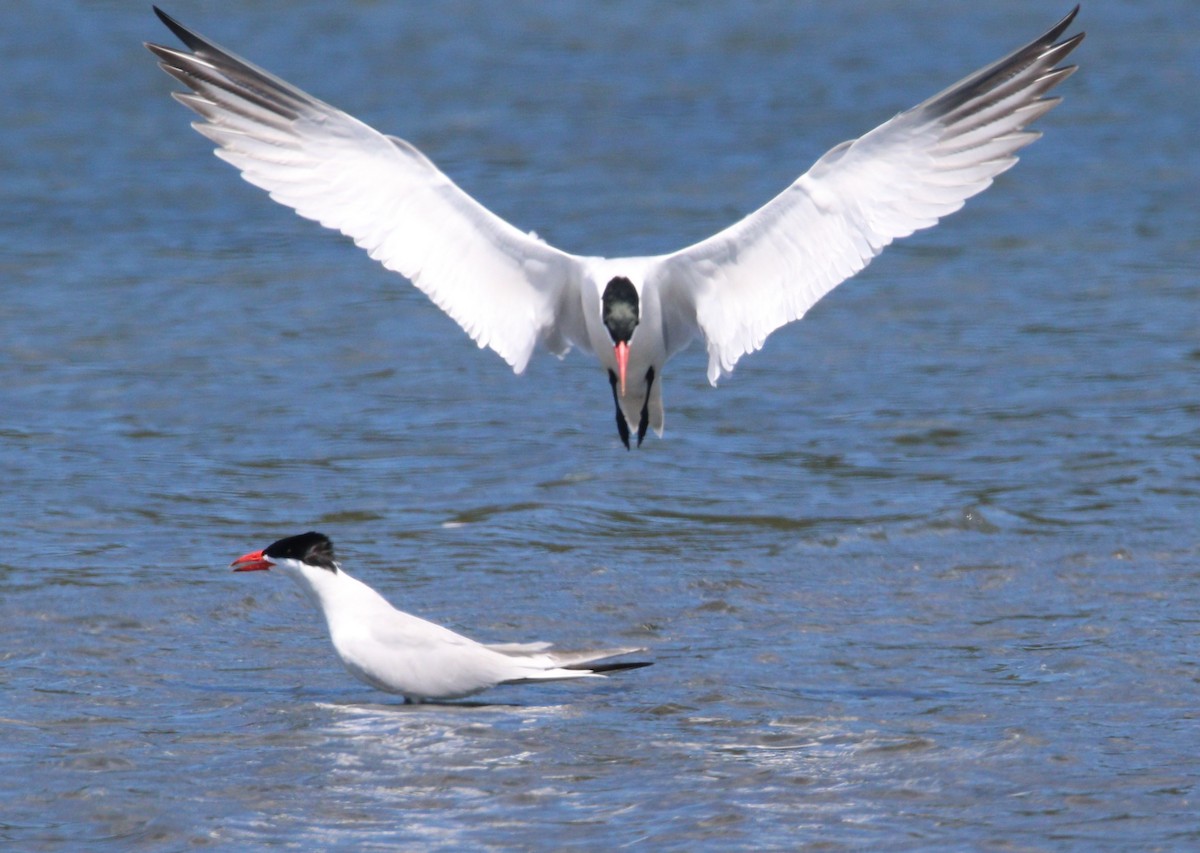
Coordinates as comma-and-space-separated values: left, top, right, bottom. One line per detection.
653, 7, 1083, 384
147, 7, 587, 372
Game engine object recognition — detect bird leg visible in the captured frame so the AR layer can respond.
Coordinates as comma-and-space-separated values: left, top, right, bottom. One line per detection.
636, 366, 655, 447
608, 369, 631, 450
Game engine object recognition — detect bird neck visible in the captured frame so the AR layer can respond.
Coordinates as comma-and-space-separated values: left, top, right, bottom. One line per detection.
283, 564, 381, 625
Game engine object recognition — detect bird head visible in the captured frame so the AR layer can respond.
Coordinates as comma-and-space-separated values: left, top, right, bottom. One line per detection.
602, 276, 639, 396
231, 531, 339, 574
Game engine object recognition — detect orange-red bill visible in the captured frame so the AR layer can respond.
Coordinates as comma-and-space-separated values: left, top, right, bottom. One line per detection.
614, 341, 630, 397
231, 549, 271, 572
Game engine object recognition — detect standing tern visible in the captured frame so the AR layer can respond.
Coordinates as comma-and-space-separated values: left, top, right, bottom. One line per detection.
230, 532, 651, 702
149, 7, 1083, 448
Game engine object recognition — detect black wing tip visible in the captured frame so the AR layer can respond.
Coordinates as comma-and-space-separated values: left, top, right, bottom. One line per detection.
151, 5, 207, 53
573, 660, 654, 674
1048, 6, 1085, 48
1056, 5, 1080, 30
921, 7, 1085, 120
152, 6, 181, 32
1059, 31, 1086, 56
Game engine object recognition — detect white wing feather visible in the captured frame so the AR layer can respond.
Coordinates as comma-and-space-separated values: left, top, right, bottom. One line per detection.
653, 8, 1083, 384
147, 10, 585, 373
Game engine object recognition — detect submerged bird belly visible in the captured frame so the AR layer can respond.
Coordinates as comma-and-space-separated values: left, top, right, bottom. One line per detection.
333, 627, 510, 700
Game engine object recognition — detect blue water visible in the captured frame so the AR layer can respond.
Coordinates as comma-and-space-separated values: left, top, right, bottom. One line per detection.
2, 1, 1197, 849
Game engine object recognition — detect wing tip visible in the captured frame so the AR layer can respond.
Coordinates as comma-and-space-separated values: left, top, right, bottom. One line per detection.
1055, 5, 1082, 39
586, 660, 654, 675
562, 647, 654, 674
152, 6, 204, 52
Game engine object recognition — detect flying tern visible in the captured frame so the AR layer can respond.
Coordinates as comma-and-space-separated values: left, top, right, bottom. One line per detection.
149, 7, 1083, 447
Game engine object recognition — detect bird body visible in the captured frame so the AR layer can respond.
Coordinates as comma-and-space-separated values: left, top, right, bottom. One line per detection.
149, 7, 1084, 447
231, 532, 650, 702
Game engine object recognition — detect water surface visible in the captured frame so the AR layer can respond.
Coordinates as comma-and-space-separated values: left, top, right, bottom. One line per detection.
1, 2, 1197, 849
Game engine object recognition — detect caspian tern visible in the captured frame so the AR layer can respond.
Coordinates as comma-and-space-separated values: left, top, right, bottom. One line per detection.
149, 7, 1083, 448
230, 532, 651, 702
